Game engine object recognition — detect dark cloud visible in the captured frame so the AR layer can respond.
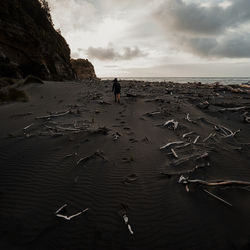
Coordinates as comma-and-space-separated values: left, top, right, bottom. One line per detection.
156, 0, 250, 35
87, 46, 146, 60
182, 33, 250, 58
155, 0, 250, 58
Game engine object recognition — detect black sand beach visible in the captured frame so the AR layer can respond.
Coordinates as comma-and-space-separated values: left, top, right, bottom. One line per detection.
0, 80, 250, 250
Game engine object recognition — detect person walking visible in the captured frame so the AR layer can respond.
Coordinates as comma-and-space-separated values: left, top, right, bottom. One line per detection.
112, 78, 121, 103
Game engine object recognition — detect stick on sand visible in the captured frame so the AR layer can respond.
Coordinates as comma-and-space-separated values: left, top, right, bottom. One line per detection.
203, 189, 232, 207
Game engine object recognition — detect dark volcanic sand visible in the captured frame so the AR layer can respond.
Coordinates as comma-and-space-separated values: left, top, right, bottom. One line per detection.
0, 80, 250, 250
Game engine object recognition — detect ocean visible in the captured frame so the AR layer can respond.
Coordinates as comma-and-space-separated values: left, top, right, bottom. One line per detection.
102, 77, 250, 85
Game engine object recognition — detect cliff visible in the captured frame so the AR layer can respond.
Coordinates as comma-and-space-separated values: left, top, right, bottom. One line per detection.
0, 0, 75, 80
71, 59, 97, 80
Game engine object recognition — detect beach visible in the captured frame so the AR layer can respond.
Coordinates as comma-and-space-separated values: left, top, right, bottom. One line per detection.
0, 79, 250, 250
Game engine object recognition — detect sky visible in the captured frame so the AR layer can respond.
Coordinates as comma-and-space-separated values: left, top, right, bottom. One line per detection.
48, 0, 250, 77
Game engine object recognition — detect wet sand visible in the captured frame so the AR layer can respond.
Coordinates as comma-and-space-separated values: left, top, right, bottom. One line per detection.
0, 80, 250, 250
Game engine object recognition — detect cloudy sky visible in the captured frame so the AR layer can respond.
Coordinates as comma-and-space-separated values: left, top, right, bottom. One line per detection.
48, 0, 250, 77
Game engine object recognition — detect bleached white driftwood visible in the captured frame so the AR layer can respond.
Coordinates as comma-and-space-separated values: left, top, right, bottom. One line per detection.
185, 113, 192, 122
220, 107, 246, 112
215, 124, 240, 138
36, 110, 70, 119
203, 133, 216, 142
122, 214, 134, 235
171, 148, 178, 158
244, 116, 250, 123
179, 175, 250, 187
163, 119, 178, 130
23, 123, 34, 130
160, 141, 184, 150
175, 143, 191, 149
182, 131, 194, 138
128, 225, 134, 235
55, 204, 68, 214
146, 111, 161, 116
203, 189, 232, 206
56, 208, 89, 220
172, 152, 208, 167
55, 204, 89, 220
193, 136, 200, 144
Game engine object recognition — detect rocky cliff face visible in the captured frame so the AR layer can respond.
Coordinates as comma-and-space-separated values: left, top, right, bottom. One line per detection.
71, 59, 97, 80
0, 0, 75, 80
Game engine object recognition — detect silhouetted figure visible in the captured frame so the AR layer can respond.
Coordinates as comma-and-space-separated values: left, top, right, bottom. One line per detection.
112, 78, 121, 103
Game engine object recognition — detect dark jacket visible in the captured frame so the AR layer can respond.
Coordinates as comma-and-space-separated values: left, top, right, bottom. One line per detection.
112, 81, 121, 94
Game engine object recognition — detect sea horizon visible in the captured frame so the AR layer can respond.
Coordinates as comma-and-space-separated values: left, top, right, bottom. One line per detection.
101, 76, 250, 85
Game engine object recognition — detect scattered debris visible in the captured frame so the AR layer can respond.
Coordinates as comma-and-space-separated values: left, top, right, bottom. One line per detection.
215, 124, 240, 138
55, 204, 89, 220
163, 119, 179, 130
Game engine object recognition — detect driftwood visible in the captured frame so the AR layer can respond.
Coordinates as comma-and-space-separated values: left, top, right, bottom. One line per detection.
179, 175, 250, 187
244, 116, 250, 123
23, 123, 34, 131
145, 111, 161, 117
185, 113, 197, 123
172, 152, 208, 167
163, 119, 178, 130
203, 133, 216, 142
161, 162, 210, 177
160, 141, 184, 150
193, 136, 200, 144
55, 204, 68, 214
220, 106, 246, 112
36, 110, 70, 119
171, 148, 178, 158
77, 151, 106, 166
185, 113, 192, 122
122, 214, 134, 235
203, 189, 232, 207
175, 143, 191, 149
55, 204, 89, 220
215, 124, 240, 138
182, 131, 194, 138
